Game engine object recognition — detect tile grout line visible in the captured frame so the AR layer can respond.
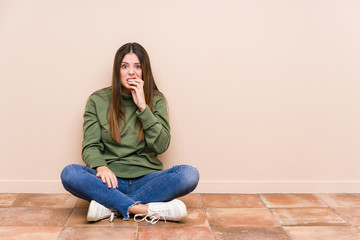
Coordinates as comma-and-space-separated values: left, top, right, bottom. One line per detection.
135, 220, 139, 240
315, 194, 358, 229
256, 193, 294, 240
9, 193, 24, 207
331, 207, 360, 233
257, 193, 267, 208
1, 193, 25, 216
199, 193, 216, 240
56, 199, 78, 240
314, 193, 332, 209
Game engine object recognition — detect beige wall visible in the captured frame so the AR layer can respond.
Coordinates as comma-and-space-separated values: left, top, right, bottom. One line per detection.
1, 0, 359, 193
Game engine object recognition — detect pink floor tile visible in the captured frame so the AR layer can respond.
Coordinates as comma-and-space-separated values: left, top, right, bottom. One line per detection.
0, 208, 7, 215
59, 227, 136, 240
260, 194, 326, 208
0, 208, 72, 227
177, 194, 203, 208
335, 208, 360, 227
271, 208, 348, 226
0, 226, 62, 240
75, 199, 90, 208
137, 227, 213, 240
202, 194, 264, 208
207, 208, 279, 227
0, 193, 22, 207
284, 226, 360, 240
317, 194, 360, 208
212, 226, 291, 240
12, 193, 78, 208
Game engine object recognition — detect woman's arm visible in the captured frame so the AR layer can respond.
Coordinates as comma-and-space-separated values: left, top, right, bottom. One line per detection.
82, 98, 107, 168
127, 77, 171, 154
136, 95, 171, 154
82, 98, 118, 188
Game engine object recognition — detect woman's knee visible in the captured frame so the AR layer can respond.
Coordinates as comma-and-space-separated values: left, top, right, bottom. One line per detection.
60, 164, 82, 186
180, 165, 200, 191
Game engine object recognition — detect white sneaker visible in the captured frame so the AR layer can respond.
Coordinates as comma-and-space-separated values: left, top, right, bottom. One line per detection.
134, 199, 187, 224
87, 200, 116, 222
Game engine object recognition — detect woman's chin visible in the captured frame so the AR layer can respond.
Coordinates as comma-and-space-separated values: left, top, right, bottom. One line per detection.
121, 86, 131, 94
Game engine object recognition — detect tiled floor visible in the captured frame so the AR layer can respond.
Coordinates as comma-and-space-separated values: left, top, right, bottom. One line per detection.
0, 193, 360, 239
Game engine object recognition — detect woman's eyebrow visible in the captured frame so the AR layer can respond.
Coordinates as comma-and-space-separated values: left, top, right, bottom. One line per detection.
121, 62, 140, 65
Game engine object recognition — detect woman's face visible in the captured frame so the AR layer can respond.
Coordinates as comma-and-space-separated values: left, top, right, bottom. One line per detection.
120, 53, 142, 93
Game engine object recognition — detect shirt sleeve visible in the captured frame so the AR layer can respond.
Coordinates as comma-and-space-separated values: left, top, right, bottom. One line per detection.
136, 95, 171, 154
81, 98, 107, 169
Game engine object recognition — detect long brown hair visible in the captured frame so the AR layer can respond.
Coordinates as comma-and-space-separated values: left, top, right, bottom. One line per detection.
108, 42, 159, 143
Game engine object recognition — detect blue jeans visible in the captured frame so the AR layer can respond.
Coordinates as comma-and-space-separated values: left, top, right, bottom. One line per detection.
60, 164, 199, 220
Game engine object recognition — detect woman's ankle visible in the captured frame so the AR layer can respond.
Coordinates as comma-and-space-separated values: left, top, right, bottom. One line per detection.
129, 203, 148, 215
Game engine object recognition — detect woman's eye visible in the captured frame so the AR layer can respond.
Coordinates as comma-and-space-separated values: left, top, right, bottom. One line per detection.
121, 64, 127, 69
135, 65, 141, 69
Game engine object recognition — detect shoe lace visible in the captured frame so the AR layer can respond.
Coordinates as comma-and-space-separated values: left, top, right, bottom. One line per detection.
100, 212, 116, 223
134, 210, 167, 224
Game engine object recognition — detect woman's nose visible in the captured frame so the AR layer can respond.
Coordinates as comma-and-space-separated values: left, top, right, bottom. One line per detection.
128, 67, 135, 75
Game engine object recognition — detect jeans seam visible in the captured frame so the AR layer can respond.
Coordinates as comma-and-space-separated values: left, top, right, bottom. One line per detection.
130, 165, 182, 199
132, 171, 166, 184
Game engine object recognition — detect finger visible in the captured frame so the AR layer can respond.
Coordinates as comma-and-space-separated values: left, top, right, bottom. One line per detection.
128, 80, 141, 86
127, 77, 140, 83
101, 175, 111, 188
128, 86, 139, 93
114, 175, 118, 188
111, 177, 117, 189
108, 175, 114, 189
134, 77, 144, 86
127, 83, 138, 88
111, 174, 118, 188
127, 82, 139, 90
129, 84, 143, 95
105, 176, 112, 188
126, 80, 135, 87
129, 76, 143, 85
101, 175, 106, 184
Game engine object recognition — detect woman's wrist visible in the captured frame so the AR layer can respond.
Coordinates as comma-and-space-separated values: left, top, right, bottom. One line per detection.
96, 165, 108, 170
139, 105, 147, 112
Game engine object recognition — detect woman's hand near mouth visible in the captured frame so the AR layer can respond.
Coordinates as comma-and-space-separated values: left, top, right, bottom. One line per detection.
127, 76, 146, 111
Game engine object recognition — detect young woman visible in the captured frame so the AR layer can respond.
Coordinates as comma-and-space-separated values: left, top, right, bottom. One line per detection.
61, 42, 199, 224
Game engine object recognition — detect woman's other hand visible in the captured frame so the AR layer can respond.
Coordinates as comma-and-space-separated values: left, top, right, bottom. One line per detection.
96, 166, 118, 189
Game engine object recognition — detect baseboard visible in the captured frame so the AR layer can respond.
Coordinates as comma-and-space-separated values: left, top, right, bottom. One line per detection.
0, 180, 67, 193
1, 179, 359, 193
